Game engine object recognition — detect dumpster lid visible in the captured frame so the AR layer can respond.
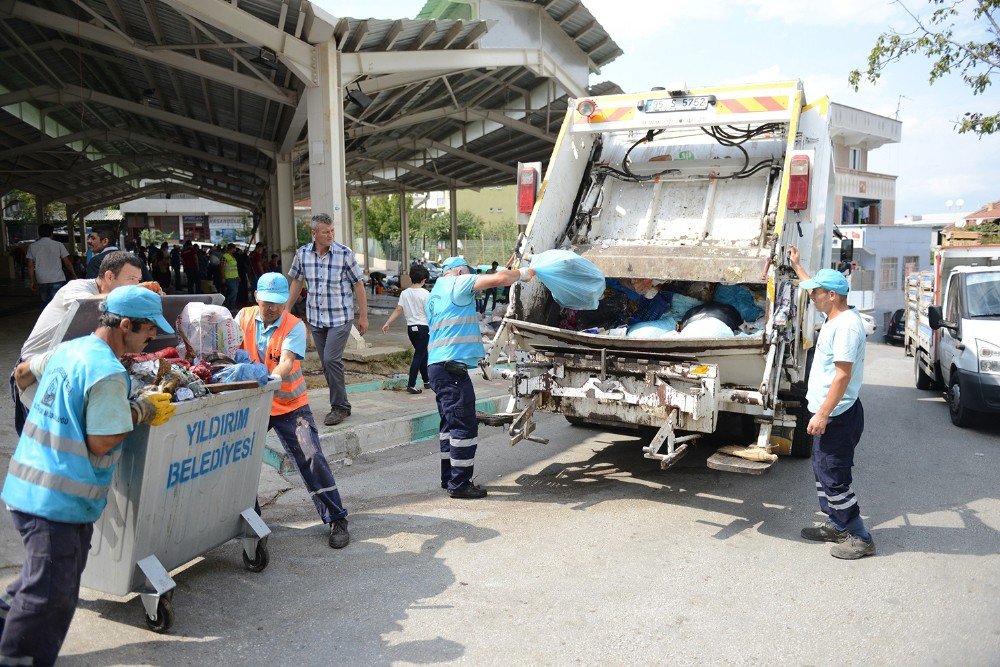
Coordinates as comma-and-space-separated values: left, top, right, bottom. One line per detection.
48, 293, 225, 353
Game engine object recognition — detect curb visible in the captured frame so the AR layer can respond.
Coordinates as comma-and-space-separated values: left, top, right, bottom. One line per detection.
263, 394, 510, 474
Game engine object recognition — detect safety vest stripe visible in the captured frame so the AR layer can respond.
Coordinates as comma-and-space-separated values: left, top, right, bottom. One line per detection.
22, 421, 89, 458
276, 384, 306, 400
89, 448, 122, 470
8, 459, 108, 500
429, 315, 480, 332
284, 370, 303, 383
428, 335, 482, 350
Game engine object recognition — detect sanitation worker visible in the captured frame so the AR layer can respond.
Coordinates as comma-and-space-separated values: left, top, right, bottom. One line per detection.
236, 272, 350, 549
0, 285, 177, 665
788, 246, 875, 559
426, 256, 534, 499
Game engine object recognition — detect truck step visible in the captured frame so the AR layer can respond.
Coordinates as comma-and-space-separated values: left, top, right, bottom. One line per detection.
706, 451, 775, 475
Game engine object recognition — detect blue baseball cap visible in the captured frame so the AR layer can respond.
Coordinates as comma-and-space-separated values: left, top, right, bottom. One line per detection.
105, 285, 174, 333
441, 256, 471, 272
800, 268, 850, 295
255, 272, 290, 304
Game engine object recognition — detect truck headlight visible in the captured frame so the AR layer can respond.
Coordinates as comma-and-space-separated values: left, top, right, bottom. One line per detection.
977, 340, 1000, 375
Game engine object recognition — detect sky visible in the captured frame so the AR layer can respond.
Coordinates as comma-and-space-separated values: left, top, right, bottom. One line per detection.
315, 0, 998, 218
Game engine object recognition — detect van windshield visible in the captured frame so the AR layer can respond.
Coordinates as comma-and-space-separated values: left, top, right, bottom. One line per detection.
965, 271, 1000, 317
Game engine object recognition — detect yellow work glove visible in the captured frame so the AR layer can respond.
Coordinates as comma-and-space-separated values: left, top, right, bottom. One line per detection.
130, 392, 177, 426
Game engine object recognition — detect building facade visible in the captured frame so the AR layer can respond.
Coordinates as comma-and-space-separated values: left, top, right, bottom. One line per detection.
119, 194, 252, 244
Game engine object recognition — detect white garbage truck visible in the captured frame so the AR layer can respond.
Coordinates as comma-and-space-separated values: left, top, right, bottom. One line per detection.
906, 240, 1000, 426
484, 80, 839, 474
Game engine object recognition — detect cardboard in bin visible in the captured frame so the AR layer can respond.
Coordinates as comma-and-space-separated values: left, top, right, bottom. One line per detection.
48, 293, 224, 354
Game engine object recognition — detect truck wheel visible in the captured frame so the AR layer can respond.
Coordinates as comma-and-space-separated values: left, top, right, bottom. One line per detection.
948, 375, 977, 427
915, 355, 933, 390
789, 405, 812, 458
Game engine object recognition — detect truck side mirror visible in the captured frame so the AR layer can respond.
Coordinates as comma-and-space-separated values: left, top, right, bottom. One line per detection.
839, 239, 854, 264
928, 305, 958, 333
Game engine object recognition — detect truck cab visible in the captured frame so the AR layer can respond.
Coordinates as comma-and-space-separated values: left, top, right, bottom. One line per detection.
929, 265, 1000, 425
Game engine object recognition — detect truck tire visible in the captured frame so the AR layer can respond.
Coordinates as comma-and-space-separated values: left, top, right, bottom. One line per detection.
789, 405, 812, 458
915, 354, 934, 390
948, 374, 977, 427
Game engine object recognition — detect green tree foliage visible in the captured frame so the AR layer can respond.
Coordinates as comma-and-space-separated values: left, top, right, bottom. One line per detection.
2, 190, 67, 224
849, 0, 1000, 136
139, 228, 176, 247
351, 193, 485, 242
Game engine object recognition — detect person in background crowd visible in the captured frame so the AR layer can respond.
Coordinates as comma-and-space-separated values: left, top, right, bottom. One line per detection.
236, 245, 251, 306
425, 256, 534, 499
221, 244, 239, 309
250, 243, 266, 288
84, 226, 119, 279
369, 271, 386, 295
381, 264, 431, 394
198, 248, 211, 293
68, 253, 85, 279
181, 240, 200, 294
12, 252, 144, 435
152, 242, 172, 292
0, 286, 176, 665
269, 253, 280, 272
788, 246, 875, 560
170, 243, 182, 292
285, 213, 367, 426
26, 224, 76, 304
236, 273, 351, 549
480, 261, 500, 315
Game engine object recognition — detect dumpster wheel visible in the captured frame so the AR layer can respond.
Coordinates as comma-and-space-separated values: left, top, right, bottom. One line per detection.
242, 538, 270, 573
143, 595, 174, 633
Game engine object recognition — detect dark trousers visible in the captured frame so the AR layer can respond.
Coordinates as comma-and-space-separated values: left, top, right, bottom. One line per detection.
9, 364, 27, 437
311, 322, 353, 412
428, 363, 478, 491
0, 511, 93, 667
172, 266, 182, 292
224, 278, 239, 309
38, 281, 65, 305
185, 268, 200, 294
811, 400, 865, 531
406, 325, 430, 389
269, 406, 347, 524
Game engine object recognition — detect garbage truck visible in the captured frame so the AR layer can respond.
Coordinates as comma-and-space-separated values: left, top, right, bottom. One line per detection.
484, 80, 837, 474
905, 238, 1000, 426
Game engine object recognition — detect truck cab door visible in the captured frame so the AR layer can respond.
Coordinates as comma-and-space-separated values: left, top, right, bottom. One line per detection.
938, 274, 963, 385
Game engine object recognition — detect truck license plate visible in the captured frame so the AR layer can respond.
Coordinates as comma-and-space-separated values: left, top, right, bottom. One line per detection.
644, 96, 712, 113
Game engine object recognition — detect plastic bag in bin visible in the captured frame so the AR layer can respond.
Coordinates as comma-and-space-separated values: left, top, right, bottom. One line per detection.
527, 249, 605, 311
176, 302, 243, 359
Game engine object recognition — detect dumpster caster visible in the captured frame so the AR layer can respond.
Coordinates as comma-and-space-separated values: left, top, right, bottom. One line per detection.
242, 538, 269, 572
143, 595, 174, 633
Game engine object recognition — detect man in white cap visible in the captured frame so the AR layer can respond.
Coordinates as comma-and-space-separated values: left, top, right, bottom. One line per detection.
236, 272, 350, 549
789, 247, 874, 560
0, 285, 176, 664
426, 256, 534, 499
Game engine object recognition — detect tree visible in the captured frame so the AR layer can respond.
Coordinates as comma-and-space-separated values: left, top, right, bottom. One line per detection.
849, 0, 1000, 136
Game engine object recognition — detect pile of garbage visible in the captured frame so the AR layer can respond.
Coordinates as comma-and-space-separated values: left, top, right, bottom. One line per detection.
559, 279, 767, 340
125, 303, 271, 403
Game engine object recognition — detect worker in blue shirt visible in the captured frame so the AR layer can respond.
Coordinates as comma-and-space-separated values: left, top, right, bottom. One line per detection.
426, 257, 534, 499
0, 285, 177, 665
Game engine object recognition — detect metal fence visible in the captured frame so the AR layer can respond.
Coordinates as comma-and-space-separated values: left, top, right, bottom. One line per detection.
353, 236, 518, 271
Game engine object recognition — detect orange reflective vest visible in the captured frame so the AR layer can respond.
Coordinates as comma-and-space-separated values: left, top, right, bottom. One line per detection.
237, 307, 309, 416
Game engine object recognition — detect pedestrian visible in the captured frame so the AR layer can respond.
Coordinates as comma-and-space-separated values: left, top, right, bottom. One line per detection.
181, 240, 200, 294
153, 242, 172, 292
369, 271, 386, 295
268, 253, 280, 272
170, 243, 182, 292
221, 244, 239, 309
84, 226, 119, 279
788, 246, 875, 559
0, 285, 176, 665
480, 261, 499, 315
381, 264, 430, 394
250, 243, 266, 288
26, 224, 76, 304
425, 256, 535, 499
285, 214, 368, 426
235, 246, 251, 306
12, 251, 144, 435
235, 273, 351, 549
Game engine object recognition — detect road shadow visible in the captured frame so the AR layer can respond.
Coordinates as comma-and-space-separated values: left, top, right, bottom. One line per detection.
487, 382, 1000, 558
64, 512, 499, 666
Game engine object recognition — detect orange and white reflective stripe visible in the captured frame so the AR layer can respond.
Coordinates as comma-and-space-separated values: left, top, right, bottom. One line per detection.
576, 105, 635, 124
715, 96, 789, 114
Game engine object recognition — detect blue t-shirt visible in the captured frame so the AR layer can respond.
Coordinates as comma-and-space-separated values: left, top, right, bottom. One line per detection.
806, 309, 866, 416
255, 313, 307, 361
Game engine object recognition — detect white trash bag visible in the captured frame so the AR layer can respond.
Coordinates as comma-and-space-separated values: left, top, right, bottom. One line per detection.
176, 302, 244, 359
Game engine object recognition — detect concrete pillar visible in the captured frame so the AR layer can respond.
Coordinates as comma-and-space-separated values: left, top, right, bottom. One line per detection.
399, 190, 409, 275
35, 197, 46, 226
360, 193, 369, 272
449, 187, 458, 257
306, 41, 350, 246
78, 211, 87, 252
66, 206, 77, 253
276, 156, 296, 275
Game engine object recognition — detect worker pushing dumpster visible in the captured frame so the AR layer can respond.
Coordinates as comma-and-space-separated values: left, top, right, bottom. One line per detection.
47, 295, 277, 633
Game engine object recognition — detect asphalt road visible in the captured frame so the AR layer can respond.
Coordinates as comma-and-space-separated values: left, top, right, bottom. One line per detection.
6, 342, 1000, 665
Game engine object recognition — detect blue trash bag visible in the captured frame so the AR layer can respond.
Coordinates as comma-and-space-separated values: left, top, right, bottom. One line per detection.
626, 317, 678, 339
714, 284, 763, 322
212, 362, 270, 386
665, 292, 704, 321
234, 349, 251, 364
528, 249, 606, 311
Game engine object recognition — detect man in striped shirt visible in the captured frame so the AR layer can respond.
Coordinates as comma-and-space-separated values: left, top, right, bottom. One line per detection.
285, 214, 368, 426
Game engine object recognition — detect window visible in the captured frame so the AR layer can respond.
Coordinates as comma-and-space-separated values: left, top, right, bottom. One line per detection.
902, 255, 919, 284
880, 256, 899, 290
848, 148, 862, 170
